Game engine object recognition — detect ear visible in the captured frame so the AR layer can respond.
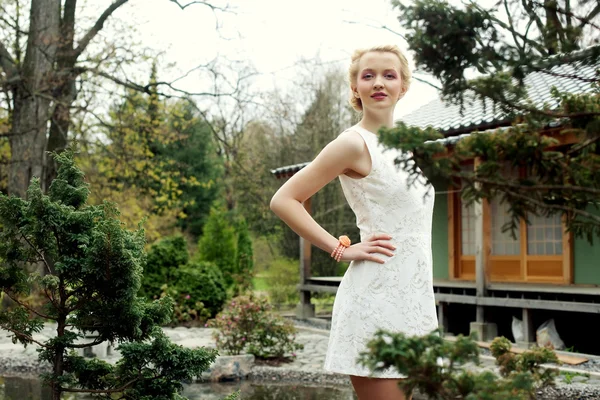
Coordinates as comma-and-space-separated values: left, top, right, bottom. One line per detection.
351, 85, 359, 98
398, 87, 408, 100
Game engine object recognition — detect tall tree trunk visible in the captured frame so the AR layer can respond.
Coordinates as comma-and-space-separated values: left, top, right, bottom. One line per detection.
45, 0, 77, 192
8, 0, 60, 198
45, 83, 75, 192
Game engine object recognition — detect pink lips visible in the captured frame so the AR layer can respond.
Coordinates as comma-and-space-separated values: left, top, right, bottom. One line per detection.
371, 92, 387, 100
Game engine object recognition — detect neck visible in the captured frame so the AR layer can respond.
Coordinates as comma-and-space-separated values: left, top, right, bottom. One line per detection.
359, 108, 394, 134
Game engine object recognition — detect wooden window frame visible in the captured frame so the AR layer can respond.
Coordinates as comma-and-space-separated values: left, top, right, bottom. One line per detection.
448, 188, 573, 284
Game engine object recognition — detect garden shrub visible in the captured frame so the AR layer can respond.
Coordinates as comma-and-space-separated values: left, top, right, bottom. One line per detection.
159, 284, 211, 327
173, 261, 228, 319
360, 330, 559, 400
265, 257, 299, 307
141, 236, 228, 325
208, 294, 303, 359
141, 235, 189, 299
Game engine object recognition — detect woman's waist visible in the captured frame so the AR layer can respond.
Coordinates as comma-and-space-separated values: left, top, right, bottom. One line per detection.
359, 230, 431, 239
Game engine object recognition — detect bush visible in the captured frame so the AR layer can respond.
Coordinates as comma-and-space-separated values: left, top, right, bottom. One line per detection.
208, 294, 303, 359
160, 284, 211, 327
264, 257, 299, 306
141, 235, 189, 299
140, 237, 228, 325
173, 261, 228, 318
360, 330, 558, 400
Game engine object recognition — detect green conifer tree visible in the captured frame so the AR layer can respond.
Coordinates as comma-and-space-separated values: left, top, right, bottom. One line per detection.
196, 205, 237, 286
234, 218, 254, 294
0, 150, 228, 400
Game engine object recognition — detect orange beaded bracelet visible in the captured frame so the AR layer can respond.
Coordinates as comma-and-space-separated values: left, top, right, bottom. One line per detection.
330, 235, 351, 262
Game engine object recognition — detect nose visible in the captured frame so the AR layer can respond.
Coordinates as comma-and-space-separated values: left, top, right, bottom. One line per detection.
373, 75, 384, 89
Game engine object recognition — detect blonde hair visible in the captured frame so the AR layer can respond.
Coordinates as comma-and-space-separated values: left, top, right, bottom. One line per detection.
348, 45, 411, 112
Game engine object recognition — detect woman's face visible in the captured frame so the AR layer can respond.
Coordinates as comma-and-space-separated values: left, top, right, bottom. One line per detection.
353, 51, 405, 112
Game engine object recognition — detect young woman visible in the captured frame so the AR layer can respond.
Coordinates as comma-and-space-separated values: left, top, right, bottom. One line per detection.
270, 45, 438, 400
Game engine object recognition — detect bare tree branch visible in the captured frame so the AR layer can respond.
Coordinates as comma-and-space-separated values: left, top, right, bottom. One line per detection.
504, 0, 525, 54
530, 0, 600, 32
75, 66, 241, 99
411, 73, 443, 90
474, 3, 547, 54
0, 39, 18, 82
565, 0, 572, 28
521, 0, 549, 54
73, 0, 129, 59
169, 0, 230, 12
582, 2, 600, 30
343, 19, 407, 41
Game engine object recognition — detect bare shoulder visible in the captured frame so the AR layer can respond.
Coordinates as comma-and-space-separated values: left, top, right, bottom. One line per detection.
332, 129, 365, 154
271, 128, 368, 203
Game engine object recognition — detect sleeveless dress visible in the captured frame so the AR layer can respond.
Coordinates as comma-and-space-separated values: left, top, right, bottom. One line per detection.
323, 124, 438, 378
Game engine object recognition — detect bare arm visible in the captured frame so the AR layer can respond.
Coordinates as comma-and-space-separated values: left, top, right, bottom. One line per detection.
270, 131, 395, 264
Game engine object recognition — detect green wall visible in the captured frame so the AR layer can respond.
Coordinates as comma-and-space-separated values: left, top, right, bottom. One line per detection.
428, 185, 599, 284
432, 188, 449, 280
574, 206, 600, 285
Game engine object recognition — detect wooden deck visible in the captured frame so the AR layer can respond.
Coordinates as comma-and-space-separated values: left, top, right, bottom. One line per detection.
299, 277, 600, 313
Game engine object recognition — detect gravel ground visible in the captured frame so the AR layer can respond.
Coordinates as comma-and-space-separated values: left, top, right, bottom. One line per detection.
2, 322, 600, 399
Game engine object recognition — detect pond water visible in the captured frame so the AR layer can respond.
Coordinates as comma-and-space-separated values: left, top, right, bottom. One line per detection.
0, 376, 357, 400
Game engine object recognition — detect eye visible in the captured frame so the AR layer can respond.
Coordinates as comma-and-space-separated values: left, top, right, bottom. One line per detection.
386, 73, 397, 79
362, 73, 373, 79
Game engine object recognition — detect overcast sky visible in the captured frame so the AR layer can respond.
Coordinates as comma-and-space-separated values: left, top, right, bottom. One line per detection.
112, 0, 442, 119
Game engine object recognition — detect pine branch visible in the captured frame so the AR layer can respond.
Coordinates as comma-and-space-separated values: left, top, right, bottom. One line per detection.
0, 325, 50, 348
566, 134, 600, 155
469, 177, 600, 197
73, 0, 129, 59
20, 234, 54, 275
61, 377, 141, 394
505, 188, 600, 225
68, 338, 106, 349
3, 290, 56, 321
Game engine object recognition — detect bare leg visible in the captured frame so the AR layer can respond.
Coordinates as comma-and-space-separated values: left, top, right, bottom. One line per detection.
350, 376, 412, 400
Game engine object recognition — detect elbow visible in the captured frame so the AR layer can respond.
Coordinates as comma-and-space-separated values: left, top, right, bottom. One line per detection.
270, 193, 281, 215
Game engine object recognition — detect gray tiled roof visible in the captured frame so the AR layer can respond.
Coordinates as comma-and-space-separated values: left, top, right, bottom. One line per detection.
402, 59, 599, 134
271, 162, 310, 178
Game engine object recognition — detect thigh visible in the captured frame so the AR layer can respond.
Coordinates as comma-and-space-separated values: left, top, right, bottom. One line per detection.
349, 375, 412, 400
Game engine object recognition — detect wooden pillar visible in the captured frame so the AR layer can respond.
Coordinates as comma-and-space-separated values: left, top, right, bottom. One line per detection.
521, 308, 535, 346
474, 158, 487, 322
296, 197, 315, 319
438, 302, 448, 332
470, 158, 497, 341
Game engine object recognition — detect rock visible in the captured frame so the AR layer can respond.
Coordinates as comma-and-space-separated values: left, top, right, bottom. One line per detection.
201, 354, 255, 382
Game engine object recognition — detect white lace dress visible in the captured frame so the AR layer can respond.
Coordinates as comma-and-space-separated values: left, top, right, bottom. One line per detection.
323, 124, 438, 378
